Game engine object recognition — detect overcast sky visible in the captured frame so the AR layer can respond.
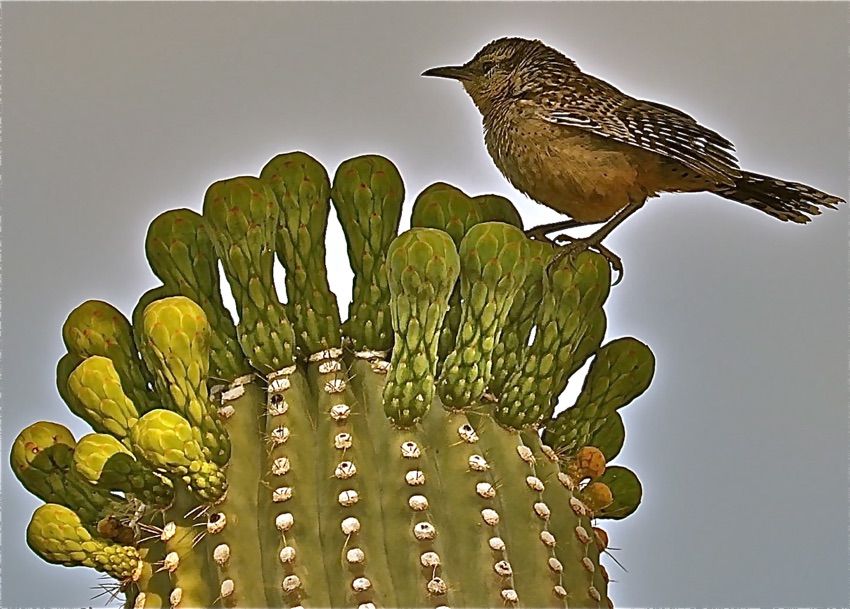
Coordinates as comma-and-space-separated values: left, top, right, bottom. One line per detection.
2, 3, 847, 607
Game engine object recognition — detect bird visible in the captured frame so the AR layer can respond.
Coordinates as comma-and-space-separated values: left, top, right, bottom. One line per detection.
422, 37, 845, 281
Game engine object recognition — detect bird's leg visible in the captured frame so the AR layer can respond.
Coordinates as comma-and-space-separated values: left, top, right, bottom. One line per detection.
550, 201, 645, 285
524, 218, 589, 242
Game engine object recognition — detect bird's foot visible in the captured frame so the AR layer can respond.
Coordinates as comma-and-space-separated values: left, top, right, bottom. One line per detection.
551, 234, 624, 285
524, 226, 555, 243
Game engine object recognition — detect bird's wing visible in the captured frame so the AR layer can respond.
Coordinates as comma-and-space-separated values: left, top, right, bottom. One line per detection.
537, 74, 741, 185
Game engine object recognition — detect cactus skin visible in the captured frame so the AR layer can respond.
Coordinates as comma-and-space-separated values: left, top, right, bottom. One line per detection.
14, 153, 659, 609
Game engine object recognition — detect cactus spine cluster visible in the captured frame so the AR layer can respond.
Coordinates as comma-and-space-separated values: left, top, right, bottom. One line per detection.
13, 152, 654, 608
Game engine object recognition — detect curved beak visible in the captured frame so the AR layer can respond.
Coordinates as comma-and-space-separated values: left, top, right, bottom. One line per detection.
421, 65, 470, 81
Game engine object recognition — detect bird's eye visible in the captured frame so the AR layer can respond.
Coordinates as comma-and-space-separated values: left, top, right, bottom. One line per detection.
481, 60, 497, 74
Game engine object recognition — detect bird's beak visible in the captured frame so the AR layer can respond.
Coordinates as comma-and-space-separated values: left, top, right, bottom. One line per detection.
421, 65, 470, 81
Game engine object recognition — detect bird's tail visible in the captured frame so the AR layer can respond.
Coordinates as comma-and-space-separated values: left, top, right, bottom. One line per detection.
713, 171, 845, 223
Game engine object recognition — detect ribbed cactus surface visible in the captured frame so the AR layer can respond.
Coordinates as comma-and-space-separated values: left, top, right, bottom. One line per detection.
13, 152, 653, 609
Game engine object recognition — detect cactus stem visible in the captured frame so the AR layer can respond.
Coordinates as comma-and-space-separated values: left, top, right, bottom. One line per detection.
470, 417, 568, 607
515, 435, 569, 605
311, 354, 397, 607
475, 449, 521, 607
447, 416, 527, 607
421, 408, 497, 606
348, 359, 446, 606
206, 378, 268, 608
516, 431, 606, 608
159, 482, 219, 609
128, 544, 171, 608
259, 366, 325, 608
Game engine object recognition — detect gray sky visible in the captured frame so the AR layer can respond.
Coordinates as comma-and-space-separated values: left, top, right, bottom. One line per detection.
2, 2, 847, 607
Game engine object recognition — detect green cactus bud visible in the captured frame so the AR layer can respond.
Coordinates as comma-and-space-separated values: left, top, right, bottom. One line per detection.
12, 421, 75, 499
595, 466, 643, 520
11, 422, 120, 525
140, 296, 230, 465
543, 337, 655, 454
383, 228, 460, 426
27, 504, 141, 581
437, 222, 530, 407
130, 409, 227, 504
330, 154, 404, 351
146, 209, 219, 299
489, 238, 556, 396
410, 183, 523, 243
261, 152, 343, 355
145, 208, 250, 380
496, 251, 611, 428
203, 176, 296, 371
473, 194, 525, 228
73, 433, 173, 508
62, 300, 156, 413
66, 356, 140, 442
411, 183, 524, 365
586, 412, 626, 461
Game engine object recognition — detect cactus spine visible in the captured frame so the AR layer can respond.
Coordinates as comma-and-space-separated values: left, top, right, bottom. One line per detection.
14, 152, 653, 608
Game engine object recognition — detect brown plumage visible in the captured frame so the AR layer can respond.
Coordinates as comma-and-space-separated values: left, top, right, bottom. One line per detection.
423, 37, 845, 270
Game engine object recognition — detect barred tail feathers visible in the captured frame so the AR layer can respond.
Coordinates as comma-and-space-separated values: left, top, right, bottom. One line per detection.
714, 171, 845, 223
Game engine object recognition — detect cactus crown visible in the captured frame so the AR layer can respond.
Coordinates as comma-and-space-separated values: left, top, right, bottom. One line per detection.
14, 152, 654, 609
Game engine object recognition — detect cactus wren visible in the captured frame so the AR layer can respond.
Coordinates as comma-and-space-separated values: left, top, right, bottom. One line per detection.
423, 37, 845, 278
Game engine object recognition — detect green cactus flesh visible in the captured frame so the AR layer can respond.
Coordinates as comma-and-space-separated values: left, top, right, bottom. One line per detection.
14, 153, 655, 608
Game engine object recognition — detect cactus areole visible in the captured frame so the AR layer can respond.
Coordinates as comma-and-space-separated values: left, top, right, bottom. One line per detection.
14, 152, 654, 608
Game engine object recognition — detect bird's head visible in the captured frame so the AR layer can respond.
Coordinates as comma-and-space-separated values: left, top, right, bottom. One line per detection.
423, 37, 573, 114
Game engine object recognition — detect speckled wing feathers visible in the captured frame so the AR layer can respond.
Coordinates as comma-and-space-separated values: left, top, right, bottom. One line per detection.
536, 69, 741, 186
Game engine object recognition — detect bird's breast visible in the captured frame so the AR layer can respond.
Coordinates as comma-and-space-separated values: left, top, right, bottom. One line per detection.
484, 114, 651, 223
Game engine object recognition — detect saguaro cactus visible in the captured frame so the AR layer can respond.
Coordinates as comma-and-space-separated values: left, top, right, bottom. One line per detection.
13, 152, 653, 608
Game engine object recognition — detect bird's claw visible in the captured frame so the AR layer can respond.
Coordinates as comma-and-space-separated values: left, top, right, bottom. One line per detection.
549, 235, 624, 286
